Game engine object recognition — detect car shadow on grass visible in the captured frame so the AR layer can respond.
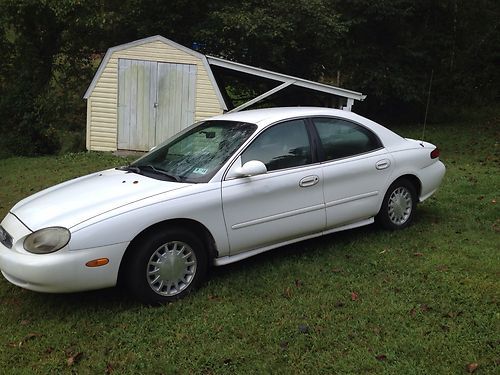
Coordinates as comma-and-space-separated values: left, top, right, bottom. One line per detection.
25, 286, 139, 309
10, 225, 377, 310
207, 223, 380, 281
14, 210, 441, 309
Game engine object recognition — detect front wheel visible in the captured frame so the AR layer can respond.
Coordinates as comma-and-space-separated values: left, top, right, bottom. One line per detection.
376, 179, 417, 230
125, 228, 208, 305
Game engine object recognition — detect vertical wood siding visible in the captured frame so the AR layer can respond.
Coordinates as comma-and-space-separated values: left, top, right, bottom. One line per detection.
156, 62, 196, 144
88, 40, 223, 151
118, 59, 158, 151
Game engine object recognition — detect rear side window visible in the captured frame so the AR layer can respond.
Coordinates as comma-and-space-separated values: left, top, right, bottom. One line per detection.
312, 118, 382, 161
241, 119, 312, 171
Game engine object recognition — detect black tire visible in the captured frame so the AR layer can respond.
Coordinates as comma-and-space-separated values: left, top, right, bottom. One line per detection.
125, 227, 208, 305
376, 178, 417, 230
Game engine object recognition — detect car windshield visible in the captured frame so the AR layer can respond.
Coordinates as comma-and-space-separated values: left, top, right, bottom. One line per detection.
129, 120, 257, 183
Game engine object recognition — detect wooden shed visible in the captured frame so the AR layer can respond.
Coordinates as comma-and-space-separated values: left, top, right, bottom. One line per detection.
84, 35, 226, 152
84, 35, 366, 152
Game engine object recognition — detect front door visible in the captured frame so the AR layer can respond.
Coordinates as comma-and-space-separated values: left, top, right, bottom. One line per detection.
117, 59, 196, 151
221, 119, 326, 255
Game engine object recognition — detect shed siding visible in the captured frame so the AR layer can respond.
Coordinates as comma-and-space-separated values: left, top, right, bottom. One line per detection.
88, 40, 223, 151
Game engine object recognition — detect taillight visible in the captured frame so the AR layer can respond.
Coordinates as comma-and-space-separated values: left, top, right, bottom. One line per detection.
430, 147, 440, 159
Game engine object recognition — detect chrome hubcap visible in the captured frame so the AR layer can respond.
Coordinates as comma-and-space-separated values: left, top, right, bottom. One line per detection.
147, 241, 197, 296
387, 187, 412, 225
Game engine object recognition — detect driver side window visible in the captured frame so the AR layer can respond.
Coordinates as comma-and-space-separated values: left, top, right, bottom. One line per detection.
241, 119, 312, 171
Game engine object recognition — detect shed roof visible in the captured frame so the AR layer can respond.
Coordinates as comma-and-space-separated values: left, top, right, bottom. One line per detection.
83, 35, 226, 110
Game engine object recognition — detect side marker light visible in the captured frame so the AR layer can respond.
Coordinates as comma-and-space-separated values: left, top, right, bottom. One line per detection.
85, 258, 109, 267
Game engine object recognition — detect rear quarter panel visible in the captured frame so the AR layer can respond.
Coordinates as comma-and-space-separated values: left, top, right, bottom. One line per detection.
386, 140, 445, 201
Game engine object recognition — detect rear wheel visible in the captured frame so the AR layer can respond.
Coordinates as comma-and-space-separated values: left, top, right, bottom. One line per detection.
376, 179, 417, 230
125, 228, 208, 304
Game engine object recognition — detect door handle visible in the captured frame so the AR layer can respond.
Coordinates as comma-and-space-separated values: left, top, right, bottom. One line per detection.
375, 159, 391, 170
299, 175, 320, 187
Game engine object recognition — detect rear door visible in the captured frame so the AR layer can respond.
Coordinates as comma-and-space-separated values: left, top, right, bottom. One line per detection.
312, 117, 393, 228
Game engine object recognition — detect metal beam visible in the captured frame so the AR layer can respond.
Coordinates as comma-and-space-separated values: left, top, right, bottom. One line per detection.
228, 80, 296, 113
342, 98, 355, 112
207, 55, 366, 101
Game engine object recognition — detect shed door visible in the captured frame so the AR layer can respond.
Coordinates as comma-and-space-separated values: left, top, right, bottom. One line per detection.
118, 59, 196, 151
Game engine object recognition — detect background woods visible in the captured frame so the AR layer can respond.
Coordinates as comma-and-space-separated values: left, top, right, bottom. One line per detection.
0, 0, 498, 157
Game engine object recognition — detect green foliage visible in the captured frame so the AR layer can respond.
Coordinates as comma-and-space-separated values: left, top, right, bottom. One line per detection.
0, 112, 498, 373
196, 0, 348, 79
0, 0, 498, 156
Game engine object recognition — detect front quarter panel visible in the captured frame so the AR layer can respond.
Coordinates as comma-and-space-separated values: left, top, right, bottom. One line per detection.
68, 182, 230, 256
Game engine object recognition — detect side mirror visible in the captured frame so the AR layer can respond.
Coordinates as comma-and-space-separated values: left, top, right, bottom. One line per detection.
233, 160, 267, 177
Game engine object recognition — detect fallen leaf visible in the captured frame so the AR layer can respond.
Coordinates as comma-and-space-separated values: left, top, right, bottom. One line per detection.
295, 279, 304, 288
375, 354, 387, 361
105, 363, 114, 374
67, 352, 83, 366
208, 294, 221, 301
283, 287, 292, 299
19, 320, 30, 326
298, 324, 310, 334
420, 304, 431, 312
414, 252, 424, 257
409, 308, 417, 317
351, 292, 359, 301
45, 347, 54, 354
18, 333, 42, 347
445, 311, 462, 318
466, 362, 479, 373
332, 268, 342, 273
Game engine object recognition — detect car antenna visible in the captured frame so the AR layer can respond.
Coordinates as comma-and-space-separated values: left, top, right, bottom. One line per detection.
421, 69, 434, 146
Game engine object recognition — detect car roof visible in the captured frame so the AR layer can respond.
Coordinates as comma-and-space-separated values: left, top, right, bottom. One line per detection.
209, 107, 380, 128
208, 107, 404, 145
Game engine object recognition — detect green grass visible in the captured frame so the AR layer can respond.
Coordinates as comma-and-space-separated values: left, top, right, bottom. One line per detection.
0, 110, 498, 374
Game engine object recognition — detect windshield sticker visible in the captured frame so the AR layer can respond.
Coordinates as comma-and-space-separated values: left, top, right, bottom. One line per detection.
192, 167, 209, 175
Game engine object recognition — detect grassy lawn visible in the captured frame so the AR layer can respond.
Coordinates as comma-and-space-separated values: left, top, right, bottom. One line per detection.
0, 110, 498, 374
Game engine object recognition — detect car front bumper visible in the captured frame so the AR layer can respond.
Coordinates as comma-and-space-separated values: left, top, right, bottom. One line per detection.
0, 213, 128, 293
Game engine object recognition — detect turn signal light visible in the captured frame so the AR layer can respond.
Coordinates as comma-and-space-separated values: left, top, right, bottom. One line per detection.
430, 148, 440, 159
85, 258, 109, 267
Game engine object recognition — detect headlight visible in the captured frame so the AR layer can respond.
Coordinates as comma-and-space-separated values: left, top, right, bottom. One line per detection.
23, 227, 71, 254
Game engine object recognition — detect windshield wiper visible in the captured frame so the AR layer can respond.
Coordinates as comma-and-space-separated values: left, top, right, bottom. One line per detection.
116, 164, 181, 182
142, 165, 181, 182
136, 165, 181, 182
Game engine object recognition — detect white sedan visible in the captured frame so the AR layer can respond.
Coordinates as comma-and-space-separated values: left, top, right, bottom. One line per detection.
0, 107, 445, 304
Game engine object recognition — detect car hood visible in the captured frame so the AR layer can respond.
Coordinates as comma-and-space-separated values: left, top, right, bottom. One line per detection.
11, 168, 190, 230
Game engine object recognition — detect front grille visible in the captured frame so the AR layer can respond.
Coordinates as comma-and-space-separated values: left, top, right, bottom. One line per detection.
0, 225, 13, 249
